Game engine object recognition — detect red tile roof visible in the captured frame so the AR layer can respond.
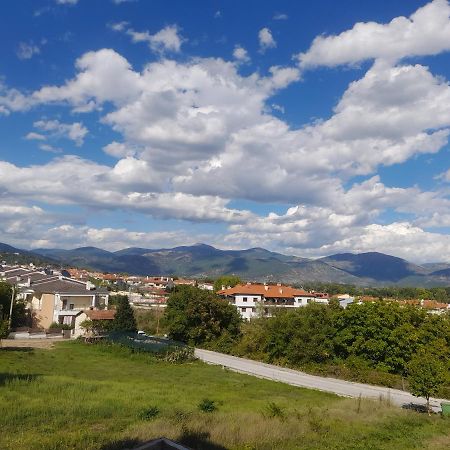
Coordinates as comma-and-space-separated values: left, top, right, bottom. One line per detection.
85, 310, 116, 320
218, 283, 314, 299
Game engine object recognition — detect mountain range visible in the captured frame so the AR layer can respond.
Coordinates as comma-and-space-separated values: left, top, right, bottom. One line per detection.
2, 241, 450, 287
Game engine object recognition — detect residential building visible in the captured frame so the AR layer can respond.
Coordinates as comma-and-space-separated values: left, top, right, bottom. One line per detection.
26, 276, 109, 331
218, 282, 323, 320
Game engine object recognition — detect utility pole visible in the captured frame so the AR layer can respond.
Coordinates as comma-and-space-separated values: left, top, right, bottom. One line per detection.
8, 284, 15, 329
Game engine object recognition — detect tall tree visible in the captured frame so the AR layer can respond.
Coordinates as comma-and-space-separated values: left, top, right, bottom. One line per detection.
110, 296, 137, 333
408, 350, 445, 415
0, 282, 12, 320
165, 285, 241, 346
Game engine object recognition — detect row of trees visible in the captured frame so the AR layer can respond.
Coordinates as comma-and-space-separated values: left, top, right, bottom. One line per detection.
301, 282, 450, 302
162, 287, 449, 413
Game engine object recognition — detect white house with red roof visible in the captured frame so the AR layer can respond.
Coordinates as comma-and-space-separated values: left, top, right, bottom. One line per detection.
218, 282, 326, 320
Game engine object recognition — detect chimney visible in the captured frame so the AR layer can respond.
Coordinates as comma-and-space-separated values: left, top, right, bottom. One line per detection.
277, 283, 281, 286
265, 285, 268, 291
279, 288, 283, 294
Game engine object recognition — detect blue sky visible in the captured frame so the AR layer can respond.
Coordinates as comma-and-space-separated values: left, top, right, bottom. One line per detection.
1, 0, 450, 262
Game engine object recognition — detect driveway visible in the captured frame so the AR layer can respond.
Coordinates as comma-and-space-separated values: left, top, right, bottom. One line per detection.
195, 348, 448, 412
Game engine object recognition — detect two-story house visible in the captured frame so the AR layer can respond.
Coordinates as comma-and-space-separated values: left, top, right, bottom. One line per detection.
218, 282, 324, 320
26, 276, 109, 331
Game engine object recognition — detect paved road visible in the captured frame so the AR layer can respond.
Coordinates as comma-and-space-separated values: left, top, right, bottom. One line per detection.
195, 348, 448, 412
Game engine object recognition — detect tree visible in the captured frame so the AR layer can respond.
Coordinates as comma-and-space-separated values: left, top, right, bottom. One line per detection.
408, 350, 445, 415
213, 275, 241, 292
0, 319, 9, 347
0, 282, 12, 320
110, 296, 137, 333
165, 285, 241, 346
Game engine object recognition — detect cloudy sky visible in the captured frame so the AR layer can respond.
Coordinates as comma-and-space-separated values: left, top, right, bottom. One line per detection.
2, 0, 450, 262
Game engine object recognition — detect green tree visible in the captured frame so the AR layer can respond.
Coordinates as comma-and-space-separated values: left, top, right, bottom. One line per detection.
0, 319, 9, 347
408, 350, 445, 415
110, 296, 137, 333
0, 282, 12, 320
165, 285, 241, 346
213, 275, 242, 292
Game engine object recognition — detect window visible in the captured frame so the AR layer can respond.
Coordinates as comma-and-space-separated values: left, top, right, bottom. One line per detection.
254, 297, 258, 301
69, 303, 74, 310
62, 299, 67, 310
242, 297, 248, 302
241, 307, 247, 312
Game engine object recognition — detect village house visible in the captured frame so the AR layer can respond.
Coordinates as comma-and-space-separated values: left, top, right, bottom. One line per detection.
26, 276, 109, 332
1, 264, 109, 337
218, 282, 325, 320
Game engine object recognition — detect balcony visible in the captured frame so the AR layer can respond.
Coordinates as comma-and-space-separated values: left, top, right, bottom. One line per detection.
264, 299, 295, 306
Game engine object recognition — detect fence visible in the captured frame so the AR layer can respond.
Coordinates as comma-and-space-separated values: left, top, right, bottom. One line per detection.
105, 332, 187, 354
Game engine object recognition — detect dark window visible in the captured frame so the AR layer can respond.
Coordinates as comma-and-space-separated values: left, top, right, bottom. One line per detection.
243, 297, 248, 302
241, 307, 246, 312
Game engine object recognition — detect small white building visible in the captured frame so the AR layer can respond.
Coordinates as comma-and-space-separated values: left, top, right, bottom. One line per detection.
218, 283, 324, 320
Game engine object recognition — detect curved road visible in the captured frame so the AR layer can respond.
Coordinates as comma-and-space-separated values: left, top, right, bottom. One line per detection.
195, 349, 448, 412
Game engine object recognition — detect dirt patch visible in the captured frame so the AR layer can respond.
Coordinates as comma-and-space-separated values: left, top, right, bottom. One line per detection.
0, 338, 62, 350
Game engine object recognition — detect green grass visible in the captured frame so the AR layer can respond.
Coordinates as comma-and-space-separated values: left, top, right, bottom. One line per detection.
0, 342, 449, 450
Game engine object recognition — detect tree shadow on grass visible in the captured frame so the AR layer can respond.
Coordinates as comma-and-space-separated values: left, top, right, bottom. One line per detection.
99, 438, 141, 450
0, 373, 40, 386
0, 347, 34, 352
99, 433, 227, 450
179, 430, 227, 450
402, 402, 429, 413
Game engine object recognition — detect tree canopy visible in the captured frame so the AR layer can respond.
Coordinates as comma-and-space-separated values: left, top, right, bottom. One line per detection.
408, 350, 446, 414
165, 285, 242, 346
110, 296, 137, 333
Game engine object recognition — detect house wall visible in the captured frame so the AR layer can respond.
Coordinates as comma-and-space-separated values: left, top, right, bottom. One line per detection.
31, 293, 56, 329
229, 293, 326, 320
73, 312, 88, 338
294, 295, 319, 306
234, 294, 262, 320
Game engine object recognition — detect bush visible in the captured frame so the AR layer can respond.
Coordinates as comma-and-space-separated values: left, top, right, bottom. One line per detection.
264, 402, 285, 419
163, 346, 195, 363
165, 286, 241, 346
198, 398, 216, 413
139, 406, 160, 420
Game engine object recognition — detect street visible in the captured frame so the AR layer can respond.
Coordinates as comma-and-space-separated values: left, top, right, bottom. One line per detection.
195, 348, 447, 412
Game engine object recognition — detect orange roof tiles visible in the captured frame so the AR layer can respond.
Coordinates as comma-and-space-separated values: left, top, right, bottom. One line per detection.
85, 310, 116, 320
218, 283, 314, 298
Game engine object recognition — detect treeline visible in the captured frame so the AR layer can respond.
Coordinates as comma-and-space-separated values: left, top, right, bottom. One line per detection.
233, 302, 449, 374
162, 286, 450, 397
300, 283, 450, 302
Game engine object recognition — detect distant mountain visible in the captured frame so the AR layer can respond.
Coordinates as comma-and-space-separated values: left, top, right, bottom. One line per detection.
0, 243, 56, 267
319, 252, 428, 283
26, 242, 450, 286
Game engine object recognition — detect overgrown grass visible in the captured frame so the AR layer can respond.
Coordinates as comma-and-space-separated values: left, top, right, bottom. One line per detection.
0, 341, 449, 449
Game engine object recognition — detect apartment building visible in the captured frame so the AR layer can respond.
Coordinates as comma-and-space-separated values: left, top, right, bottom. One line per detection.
218, 282, 327, 320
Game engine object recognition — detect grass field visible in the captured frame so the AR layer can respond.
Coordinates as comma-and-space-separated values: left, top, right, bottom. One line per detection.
0, 341, 449, 450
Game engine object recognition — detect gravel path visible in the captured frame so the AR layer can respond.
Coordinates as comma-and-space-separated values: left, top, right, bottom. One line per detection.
195, 348, 448, 412
1, 338, 62, 349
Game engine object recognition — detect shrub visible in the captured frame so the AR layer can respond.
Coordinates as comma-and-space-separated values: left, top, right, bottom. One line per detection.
264, 402, 285, 419
139, 406, 160, 420
163, 346, 195, 363
198, 398, 216, 413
